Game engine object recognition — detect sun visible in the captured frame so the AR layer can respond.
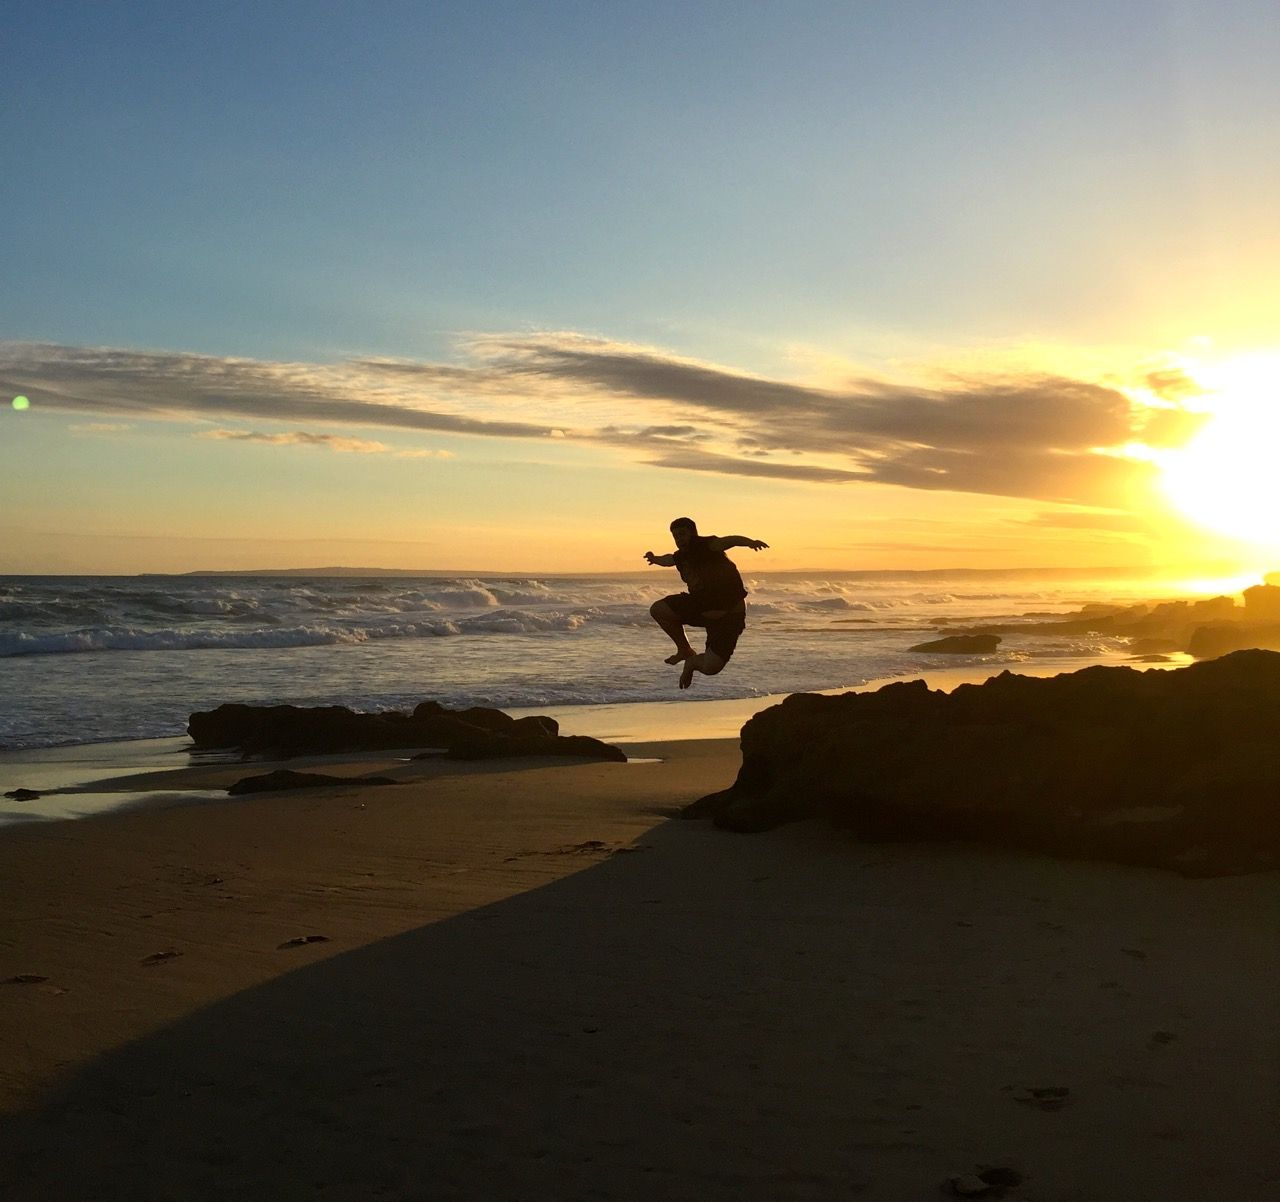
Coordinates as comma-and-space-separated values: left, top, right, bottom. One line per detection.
1158, 352, 1280, 548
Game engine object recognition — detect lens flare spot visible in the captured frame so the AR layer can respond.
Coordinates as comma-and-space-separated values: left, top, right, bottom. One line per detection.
11, 396, 30, 411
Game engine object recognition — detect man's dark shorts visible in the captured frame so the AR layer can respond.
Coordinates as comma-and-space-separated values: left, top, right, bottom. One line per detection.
660, 593, 746, 662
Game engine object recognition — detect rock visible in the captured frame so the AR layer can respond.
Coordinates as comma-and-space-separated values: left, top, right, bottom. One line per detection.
411, 700, 558, 738
963, 593, 1245, 654
908, 634, 1001, 654
1187, 621, 1280, 659
227, 770, 396, 796
1243, 583, 1280, 621
278, 935, 330, 949
3, 788, 40, 801
188, 700, 622, 763
189, 703, 421, 756
1129, 638, 1179, 654
682, 651, 1280, 875
6, 974, 50, 985
445, 732, 626, 763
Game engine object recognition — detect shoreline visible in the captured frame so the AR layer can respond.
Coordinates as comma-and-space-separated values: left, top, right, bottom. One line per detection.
0, 650, 1186, 828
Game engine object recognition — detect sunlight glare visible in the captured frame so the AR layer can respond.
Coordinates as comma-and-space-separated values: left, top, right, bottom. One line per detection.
1159, 352, 1280, 549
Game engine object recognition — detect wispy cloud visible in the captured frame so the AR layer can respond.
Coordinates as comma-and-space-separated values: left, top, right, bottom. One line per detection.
1017, 510, 1158, 534
199, 429, 390, 453
1, 335, 1192, 506
69, 421, 133, 434
197, 429, 454, 457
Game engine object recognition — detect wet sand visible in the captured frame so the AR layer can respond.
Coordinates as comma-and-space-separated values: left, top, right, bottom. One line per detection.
1, 735, 1277, 1200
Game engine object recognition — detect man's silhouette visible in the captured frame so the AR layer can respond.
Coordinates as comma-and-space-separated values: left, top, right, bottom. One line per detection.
645, 517, 769, 689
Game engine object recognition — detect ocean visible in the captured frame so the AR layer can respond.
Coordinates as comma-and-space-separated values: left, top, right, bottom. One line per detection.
0, 568, 1200, 753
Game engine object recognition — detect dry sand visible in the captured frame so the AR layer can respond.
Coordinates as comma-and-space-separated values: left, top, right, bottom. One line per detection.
1, 738, 1277, 1200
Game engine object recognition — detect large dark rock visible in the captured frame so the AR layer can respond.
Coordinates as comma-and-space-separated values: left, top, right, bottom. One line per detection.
188, 700, 623, 762
1186, 621, 1280, 660
188, 704, 419, 756
964, 594, 1242, 654
908, 634, 1001, 654
684, 650, 1280, 876
443, 732, 626, 762
1243, 583, 1280, 621
955, 588, 1280, 662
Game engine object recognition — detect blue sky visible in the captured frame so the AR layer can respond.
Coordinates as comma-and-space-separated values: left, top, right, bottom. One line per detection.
4, 2, 1280, 572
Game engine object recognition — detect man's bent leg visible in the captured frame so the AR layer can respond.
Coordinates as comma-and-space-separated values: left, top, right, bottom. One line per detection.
678, 650, 726, 690
650, 599, 695, 662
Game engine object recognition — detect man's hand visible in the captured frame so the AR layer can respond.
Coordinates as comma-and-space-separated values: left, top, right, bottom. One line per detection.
644, 551, 657, 564
746, 539, 769, 551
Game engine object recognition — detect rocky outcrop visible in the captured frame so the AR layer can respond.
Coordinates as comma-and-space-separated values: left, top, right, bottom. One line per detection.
1186, 622, 1280, 660
957, 594, 1239, 652
908, 634, 1001, 654
1243, 583, 1280, 621
188, 701, 625, 762
922, 586, 1280, 661
685, 650, 1280, 876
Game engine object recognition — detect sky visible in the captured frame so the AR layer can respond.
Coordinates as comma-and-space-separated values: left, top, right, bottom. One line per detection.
4, 1, 1280, 575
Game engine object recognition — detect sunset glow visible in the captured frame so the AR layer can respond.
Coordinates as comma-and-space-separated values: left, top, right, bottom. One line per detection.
1158, 352, 1280, 550
4, 5, 1280, 576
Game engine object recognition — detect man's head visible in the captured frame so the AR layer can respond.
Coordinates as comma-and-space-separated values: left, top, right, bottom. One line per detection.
669, 517, 698, 549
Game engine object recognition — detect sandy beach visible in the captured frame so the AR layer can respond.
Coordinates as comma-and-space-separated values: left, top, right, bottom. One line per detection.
1, 727, 1277, 1201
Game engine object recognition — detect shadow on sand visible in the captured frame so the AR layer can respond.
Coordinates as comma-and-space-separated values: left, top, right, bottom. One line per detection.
3, 816, 1277, 1201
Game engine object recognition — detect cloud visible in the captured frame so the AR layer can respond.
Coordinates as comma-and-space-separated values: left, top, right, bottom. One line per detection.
643, 447, 870, 484
69, 422, 133, 434
1137, 404, 1209, 448
2, 343, 553, 439
1145, 367, 1203, 400
197, 429, 452, 457
1, 336, 1180, 507
198, 429, 392, 453
1017, 510, 1157, 533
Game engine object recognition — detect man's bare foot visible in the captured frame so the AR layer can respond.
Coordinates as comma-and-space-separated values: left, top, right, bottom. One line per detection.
665, 648, 694, 665
678, 660, 695, 689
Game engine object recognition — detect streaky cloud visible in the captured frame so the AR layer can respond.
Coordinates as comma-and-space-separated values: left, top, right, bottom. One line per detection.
645, 448, 870, 483
0, 336, 1173, 507
198, 429, 392, 454
0, 342, 554, 439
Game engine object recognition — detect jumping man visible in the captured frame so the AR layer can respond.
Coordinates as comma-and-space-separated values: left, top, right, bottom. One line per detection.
645, 517, 769, 689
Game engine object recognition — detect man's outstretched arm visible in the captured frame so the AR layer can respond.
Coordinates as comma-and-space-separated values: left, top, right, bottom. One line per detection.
644, 551, 678, 566
709, 535, 769, 552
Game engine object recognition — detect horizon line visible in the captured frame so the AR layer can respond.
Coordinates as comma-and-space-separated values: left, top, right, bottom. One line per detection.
0, 562, 1261, 581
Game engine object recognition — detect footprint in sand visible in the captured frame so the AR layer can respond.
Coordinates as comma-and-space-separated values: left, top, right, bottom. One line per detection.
944, 1164, 1025, 1196
277, 934, 330, 949
1010, 1084, 1070, 1110
140, 950, 182, 966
